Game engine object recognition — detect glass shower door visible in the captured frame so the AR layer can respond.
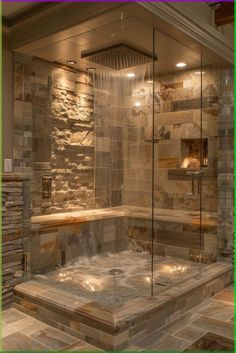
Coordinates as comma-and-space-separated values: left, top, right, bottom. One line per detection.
151, 29, 204, 294
92, 20, 155, 305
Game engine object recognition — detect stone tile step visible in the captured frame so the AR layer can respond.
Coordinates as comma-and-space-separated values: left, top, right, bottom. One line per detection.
13, 262, 233, 351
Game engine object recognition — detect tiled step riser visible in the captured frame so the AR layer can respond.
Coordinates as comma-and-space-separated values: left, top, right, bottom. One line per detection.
13, 294, 124, 350
118, 267, 233, 348
14, 266, 233, 351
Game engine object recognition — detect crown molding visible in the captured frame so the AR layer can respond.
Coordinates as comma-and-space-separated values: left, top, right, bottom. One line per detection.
139, 1, 233, 64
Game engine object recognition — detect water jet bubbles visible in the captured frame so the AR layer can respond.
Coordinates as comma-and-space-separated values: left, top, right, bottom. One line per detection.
81, 277, 103, 292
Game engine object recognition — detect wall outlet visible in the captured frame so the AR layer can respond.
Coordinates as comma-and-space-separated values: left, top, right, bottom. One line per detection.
4, 159, 13, 172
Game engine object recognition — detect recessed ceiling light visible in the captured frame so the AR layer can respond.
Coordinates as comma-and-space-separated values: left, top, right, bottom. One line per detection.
126, 72, 135, 78
176, 62, 186, 68
66, 60, 77, 65
134, 101, 141, 107
87, 67, 96, 72
194, 71, 205, 75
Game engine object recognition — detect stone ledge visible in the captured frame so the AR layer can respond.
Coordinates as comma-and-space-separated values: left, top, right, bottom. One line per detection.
2, 173, 31, 181
31, 206, 218, 232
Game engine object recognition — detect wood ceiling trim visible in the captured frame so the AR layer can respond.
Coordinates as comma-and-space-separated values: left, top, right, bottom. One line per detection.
3, 3, 58, 27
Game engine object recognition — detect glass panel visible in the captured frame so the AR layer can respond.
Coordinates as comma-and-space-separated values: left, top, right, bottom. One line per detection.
200, 59, 218, 266
201, 55, 234, 264
11, 9, 233, 351
13, 53, 31, 175
15, 9, 233, 312
13, 54, 53, 280
152, 29, 203, 294
15, 18, 155, 306
91, 22, 154, 304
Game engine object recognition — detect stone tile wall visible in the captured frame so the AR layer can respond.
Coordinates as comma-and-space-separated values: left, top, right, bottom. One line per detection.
51, 67, 95, 213
123, 68, 219, 213
13, 53, 53, 215
13, 54, 233, 265
2, 173, 31, 308
126, 217, 217, 263
217, 68, 234, 262
94, 80, 124, 208
122, 80, 153, 208
13, 54, 125, 215
30, 218, 126, 274
14, 54, 220, 217
13, 54, 96, 215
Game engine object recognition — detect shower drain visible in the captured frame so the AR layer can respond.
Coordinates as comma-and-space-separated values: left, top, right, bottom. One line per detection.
108, 269, 124, 275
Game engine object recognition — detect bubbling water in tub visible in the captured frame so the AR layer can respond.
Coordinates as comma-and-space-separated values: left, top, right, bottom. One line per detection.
34, 249, 200, 306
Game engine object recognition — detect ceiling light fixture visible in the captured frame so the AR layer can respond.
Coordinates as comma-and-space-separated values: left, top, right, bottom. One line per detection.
146, 80, 153, 84
176, 62, 186, 68
87, 67, 96, 72
126, 72, 135, 78
66, 60, 77, 65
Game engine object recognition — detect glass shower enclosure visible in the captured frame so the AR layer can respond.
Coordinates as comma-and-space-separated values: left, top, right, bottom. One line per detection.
14, 14, 233, 309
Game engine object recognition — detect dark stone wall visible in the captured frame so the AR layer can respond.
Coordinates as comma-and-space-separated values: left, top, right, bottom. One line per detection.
2, 174, 31, 308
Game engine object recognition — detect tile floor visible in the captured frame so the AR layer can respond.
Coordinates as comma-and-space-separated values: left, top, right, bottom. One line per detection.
2, 286, 234, 352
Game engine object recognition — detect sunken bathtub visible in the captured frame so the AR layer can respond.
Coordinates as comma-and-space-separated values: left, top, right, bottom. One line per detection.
14, 206, 232, 350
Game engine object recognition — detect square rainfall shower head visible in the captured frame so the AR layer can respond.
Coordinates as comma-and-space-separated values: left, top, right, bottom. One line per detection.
81, 43, 154, 70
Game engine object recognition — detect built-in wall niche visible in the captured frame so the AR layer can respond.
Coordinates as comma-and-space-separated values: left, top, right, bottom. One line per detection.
181, 138, 208, 169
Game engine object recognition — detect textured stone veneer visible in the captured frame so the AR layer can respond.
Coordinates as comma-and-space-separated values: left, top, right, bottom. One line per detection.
13, 55, 96, 215
51, 67, 95, 213
13, 55, 124, 215
2, 173, 31, 308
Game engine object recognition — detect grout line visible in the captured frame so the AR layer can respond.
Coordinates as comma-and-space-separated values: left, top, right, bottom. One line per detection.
24, 335, 54, 352
158, 311, 201, 334
179, 330, 211, 352
60, 340, 101, 352
2, 331, 53, 352
24, 330, 77, 352
135, 328, 190, 349
212, 297, 234, 306
189, 313, 234, 335
188, 297, 215, 312
171, 319, 205, 339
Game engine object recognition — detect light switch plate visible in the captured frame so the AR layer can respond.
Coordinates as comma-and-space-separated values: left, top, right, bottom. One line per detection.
4, 159, 13, 172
